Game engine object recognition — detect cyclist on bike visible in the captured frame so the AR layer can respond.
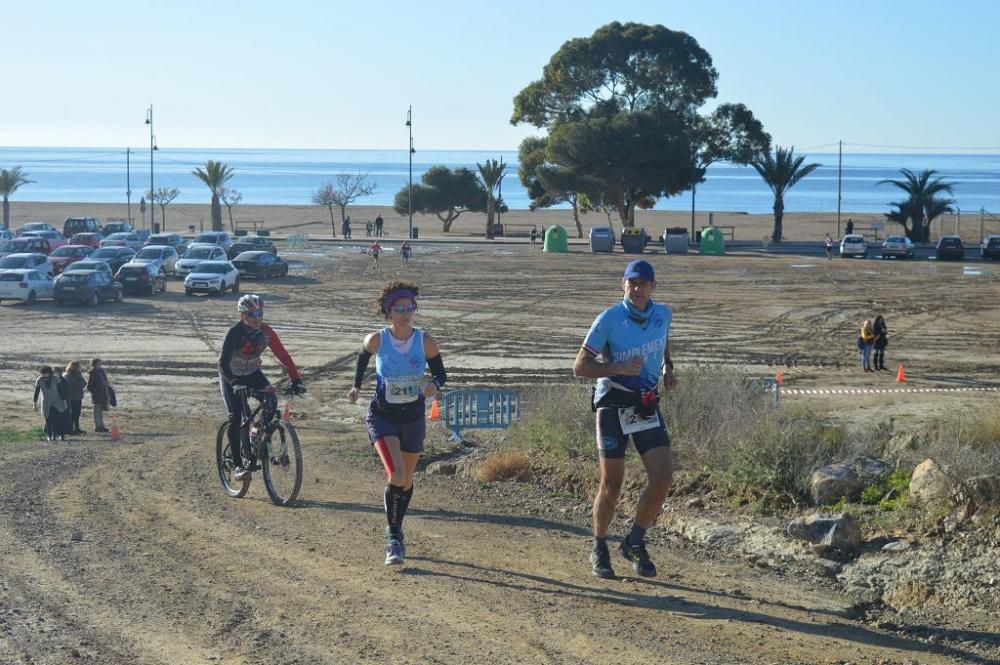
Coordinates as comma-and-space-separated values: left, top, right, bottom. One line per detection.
347, 280, 448, 565
219, 294, 305, 480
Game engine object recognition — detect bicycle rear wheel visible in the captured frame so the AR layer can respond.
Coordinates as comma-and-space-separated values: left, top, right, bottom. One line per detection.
262, 422, 302, 506
216, 420, 250, 498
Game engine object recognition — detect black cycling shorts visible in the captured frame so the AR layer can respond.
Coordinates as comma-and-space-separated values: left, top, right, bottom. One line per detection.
595, 406, 670, 459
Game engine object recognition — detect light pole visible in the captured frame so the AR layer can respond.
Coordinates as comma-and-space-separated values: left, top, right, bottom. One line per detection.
145, 105, 158, 231
406, 106, 414, 239
126, 147, 132, 224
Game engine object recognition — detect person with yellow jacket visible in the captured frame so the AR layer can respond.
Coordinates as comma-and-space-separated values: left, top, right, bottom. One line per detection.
858, 320, 876, 372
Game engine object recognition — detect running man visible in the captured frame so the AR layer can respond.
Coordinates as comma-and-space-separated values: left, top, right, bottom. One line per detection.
573, 259, 676, 578
348, 281, 448, 565
219, 294, 306, 480
825, 233, 834, 260
368, 240, 382, 269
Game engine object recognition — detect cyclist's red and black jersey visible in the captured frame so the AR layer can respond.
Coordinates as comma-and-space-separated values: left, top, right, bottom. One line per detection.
218, 322, 301, 383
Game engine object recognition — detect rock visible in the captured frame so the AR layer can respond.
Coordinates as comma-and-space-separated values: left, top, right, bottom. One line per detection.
909, 459, 954, 505
883, 580, 934, 611
786, 512, 863, 558
850, 455, 893, 486
885, 431, 921, 461
685, 497, 705, 509
425, 461, 458, 476
952, 475, 1000, 510
810, 463, 859, 505
670, 516, 741, 548
882, 540, 911, 552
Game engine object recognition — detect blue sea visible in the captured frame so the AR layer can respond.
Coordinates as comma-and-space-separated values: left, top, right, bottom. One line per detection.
1, 147, 998, 214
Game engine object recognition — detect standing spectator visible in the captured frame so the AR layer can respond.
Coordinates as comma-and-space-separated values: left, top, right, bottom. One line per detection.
86, 357, 113, 433
343, 215, 352, 239
872, 315, 889, 372
846, 218, 854, 235
65, 360, 87, 434
824, 233, 833, 260
400, 241, 412, 267
33, 366, 69, 441
858, 320, 875, 373
366, 220, 373, 237
375, 214, 384, 237
530, 227, 539, 247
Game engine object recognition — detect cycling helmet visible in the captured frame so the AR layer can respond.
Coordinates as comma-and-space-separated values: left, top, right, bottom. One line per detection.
238, 294, 263, 313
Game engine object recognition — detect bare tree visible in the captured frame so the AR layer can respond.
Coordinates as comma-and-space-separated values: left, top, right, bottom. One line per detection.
148, 187, 181, 230
221, 188, 243, 233
313, 173, 376, 236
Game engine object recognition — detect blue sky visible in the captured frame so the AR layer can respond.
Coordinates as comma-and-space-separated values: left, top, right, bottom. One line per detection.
2, 0, 998, 151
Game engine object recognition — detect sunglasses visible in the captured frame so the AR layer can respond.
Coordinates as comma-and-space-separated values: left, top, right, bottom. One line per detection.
245, 310, 264, 318
390, 304, 417, 314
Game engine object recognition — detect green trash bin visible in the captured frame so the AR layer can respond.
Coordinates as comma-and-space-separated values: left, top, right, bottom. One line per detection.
543, 225, 568, 253
699, 226, 725, 255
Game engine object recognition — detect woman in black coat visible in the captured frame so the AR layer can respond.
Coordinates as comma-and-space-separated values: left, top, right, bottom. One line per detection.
873, 315, 889, 371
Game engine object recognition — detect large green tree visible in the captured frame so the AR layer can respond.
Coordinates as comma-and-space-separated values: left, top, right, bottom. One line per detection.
476, 159, 507, 238
193, 160, 235, 231
0, 167, 34, 228
878, 169, 955, 242
512, 21, 762, 227
751, 146, 820, 243
517, 136, 585, 238
393, 166, 487, 233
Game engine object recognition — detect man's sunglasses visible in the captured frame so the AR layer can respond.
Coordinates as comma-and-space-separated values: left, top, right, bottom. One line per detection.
246, 310, 264, 318
390, 304, 417, 314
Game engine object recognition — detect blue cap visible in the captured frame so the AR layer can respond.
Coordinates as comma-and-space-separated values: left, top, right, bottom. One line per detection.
623, 259, 654, 282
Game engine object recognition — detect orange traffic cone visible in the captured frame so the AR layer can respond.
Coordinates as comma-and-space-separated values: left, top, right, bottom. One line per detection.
429, 398, 440, 421
110, 416, 121, 442
283, 402, 291, 421
896, 365, 906, 383
775, 371, 784, 385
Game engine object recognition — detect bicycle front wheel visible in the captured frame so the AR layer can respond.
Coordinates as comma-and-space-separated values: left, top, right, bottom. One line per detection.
262, 422, 303, 507
216, 420, 250, 498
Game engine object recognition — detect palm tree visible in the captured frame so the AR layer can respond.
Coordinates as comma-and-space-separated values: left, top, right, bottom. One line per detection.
192, 161, 235, 231
0, 167, 35, 228
878, 169, 955, 242
751, 146, 820, 243
477, 158, 507, 238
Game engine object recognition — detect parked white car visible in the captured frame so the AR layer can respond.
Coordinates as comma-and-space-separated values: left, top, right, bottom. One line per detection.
175, 245, 229, 276
0, 269, 55, 304
0, 252, 55, 276
100, 232, 145, 251
840, 234, 868, 258
131, 244, 179, 275
184, 261, 240, 295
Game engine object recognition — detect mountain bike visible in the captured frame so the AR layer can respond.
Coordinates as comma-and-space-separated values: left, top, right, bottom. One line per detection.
215, 384, 305, 506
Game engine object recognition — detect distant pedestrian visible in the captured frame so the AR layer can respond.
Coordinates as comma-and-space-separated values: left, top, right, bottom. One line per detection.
33, 366, 69, 441
342, 216, 352, 239
858, 320, 875, 373
872, 315, 889, 372
846, 218, 854, 236
375, 214, 384, 237
825, 233, 834, 260
400, 241, 412, 267
64, 360, 87, 434
86, 357, 113, 433
366, 220, 373, 237
530, 227, 539, 247
369, 241, 382, 269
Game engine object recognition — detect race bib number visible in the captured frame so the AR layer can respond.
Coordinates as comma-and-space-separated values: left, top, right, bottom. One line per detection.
386, 378, 421, 404
618, 407, 660, 435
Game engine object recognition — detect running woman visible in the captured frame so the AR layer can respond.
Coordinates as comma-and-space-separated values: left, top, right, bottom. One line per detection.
348, 281, 447, 565
573, 260, 676, 579
219, 294, 306, 480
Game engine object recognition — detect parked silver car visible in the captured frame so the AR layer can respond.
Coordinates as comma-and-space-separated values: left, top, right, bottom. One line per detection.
881, 235, 915, 259
132, 245, 179, 275
176, 245, 229, 276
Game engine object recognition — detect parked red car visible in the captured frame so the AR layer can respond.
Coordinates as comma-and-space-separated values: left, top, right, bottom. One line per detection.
0, 237, 53, 257
49, 244, 94, 273
70, 232, 104, 249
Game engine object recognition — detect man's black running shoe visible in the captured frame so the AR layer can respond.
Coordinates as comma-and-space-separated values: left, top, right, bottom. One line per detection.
590, 542, 615, 579
619, 539, 657, 577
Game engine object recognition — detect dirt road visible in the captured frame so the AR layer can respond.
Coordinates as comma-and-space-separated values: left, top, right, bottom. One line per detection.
2, 243, 998, 664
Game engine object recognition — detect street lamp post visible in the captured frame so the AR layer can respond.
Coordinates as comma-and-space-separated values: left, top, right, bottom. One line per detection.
406, 106, 414, 239
126, 147, 132, 224
145, 105, 157, 231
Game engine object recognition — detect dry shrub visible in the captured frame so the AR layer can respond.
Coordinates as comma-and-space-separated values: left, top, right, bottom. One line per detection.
508, 385, 594, 459
478, 451, 533, 482
919, 408, 1000, 482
